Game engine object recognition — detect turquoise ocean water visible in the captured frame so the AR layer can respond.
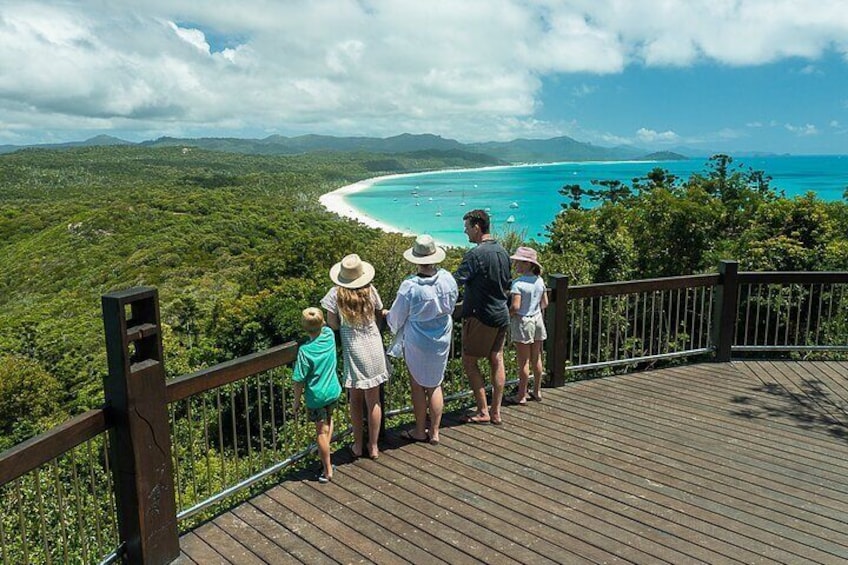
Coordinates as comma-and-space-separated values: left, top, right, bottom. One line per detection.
344, 155, 848, 247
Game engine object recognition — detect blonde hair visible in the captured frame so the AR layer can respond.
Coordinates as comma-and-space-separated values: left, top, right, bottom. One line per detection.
301, 307, 324, 332
337, 286, 375, 327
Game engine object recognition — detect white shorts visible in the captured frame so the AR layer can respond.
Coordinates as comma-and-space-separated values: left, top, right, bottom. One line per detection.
509, 311, 547, 344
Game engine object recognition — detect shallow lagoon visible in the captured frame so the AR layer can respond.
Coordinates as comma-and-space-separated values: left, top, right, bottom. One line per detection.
345, 155, 848, 247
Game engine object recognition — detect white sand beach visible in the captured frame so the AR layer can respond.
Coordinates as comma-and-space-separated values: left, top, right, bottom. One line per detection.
318, 172, 418, 236
318, 165, 515, 240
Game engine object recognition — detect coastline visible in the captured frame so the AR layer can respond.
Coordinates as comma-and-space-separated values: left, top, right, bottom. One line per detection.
319, 172, 418, 236
317, 158, 714, 247
318, 166, 516, 246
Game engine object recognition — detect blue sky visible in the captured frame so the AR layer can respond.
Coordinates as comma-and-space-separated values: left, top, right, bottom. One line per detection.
1, 1, 847, 154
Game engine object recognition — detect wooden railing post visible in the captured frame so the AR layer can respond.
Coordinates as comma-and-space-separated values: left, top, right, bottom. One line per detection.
102, 287, 180, 565
545, 274, 570, 387
711, 261, 739, 362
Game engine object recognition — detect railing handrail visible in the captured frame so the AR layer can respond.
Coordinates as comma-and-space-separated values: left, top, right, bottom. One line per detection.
739, 271, 848, 285
0, 408, 108, 487
567, 273, 720, 299
166, 341, 299, 404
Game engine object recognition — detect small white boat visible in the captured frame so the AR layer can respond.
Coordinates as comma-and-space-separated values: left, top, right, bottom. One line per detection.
509, 201, 519, 209
506, 215, 515, 223
435, 209, 442, 217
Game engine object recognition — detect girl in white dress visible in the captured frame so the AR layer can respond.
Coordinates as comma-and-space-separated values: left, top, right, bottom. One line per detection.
322, 254, 389, 460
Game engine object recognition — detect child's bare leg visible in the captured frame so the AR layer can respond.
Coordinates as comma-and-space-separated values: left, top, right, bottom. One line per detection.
511, 342, 531, 403
348, 389, 364, 456
531, 340, 544, 400
364, 386, 382, 458
316, 418, 333, 479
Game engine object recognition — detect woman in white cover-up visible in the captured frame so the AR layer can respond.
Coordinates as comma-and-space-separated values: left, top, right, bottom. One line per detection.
322, 254, 389, 460
385, 235, 458, 446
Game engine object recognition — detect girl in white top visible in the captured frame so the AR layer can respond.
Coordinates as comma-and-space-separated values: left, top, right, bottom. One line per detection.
321, 254, 389, 460
385, 235, 458, 446
507, 246, 548, 405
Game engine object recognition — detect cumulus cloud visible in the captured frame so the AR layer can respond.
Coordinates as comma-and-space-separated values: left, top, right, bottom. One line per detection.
1, 0, 848, 143
636, 128, 680, 143
785, 123, 819, 136
169, 22, 211, 54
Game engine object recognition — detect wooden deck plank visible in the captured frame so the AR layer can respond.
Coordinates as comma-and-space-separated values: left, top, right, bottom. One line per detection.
373, 439, 596, 564
337, 460, 513, 564
754, 360, 845, 425
281, 465, 440, 564
284, 478, 408, 564
180, 532, 230, 564
231, 500, 335, 564
212, 511, 301, 565
505, 391, 848, 549
251, 492, 366, 563
569, 370, 848, 509
181, 361, 848, 564
191, 522, 266, 565
388, 433, 716, 564
452, 413, 817, 564
397, 435, 746, 564
598, 365, 848, 479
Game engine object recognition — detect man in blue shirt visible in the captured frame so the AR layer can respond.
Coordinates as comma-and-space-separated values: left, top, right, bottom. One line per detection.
454, 209, 511, 425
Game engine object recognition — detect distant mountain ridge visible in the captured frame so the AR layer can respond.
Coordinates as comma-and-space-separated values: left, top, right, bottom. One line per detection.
0, 132, 683, 163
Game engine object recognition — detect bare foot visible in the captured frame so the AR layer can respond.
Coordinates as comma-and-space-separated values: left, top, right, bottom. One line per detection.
460, 413, 491, 424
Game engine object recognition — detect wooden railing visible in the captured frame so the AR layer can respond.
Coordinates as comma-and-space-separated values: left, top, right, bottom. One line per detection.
543, 261, 848, 385
2, 263, 847, 564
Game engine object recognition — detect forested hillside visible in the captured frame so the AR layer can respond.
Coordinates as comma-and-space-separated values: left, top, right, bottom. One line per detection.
0, 146, 488, 447
1, 148, 846, 450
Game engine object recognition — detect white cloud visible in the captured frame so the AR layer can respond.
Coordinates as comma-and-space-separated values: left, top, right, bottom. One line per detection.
168, 22, 211, 54
636, 128, 680, 143
831, 120, 841, 127
785, 123, 819, 136
746, 121, 763, 128
1, 0, 848, 144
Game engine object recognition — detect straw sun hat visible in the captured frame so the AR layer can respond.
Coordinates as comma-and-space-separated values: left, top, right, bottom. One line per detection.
329, 254, 375, 289
509, 246, 542, 268
402, 234, 446, 265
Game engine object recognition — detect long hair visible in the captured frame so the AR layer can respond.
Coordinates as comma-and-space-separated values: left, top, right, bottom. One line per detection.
337, 285, 375, 327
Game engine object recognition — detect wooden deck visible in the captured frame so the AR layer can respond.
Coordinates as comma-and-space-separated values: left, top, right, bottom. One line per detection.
179, 360, 848, 564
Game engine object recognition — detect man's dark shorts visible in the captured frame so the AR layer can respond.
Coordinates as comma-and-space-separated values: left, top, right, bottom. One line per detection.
308, 401, 337, 424
462, 317, 507, 358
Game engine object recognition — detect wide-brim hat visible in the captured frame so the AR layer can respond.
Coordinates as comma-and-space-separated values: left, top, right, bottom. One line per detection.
329, 253, 375, 288
403, 234, 446, 265
509, 246, 541, 268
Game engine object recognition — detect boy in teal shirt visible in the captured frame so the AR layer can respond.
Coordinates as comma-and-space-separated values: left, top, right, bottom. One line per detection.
292, 307, 341, 483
